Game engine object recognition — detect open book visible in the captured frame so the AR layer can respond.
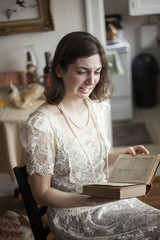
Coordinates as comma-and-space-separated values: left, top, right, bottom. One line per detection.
83, 154, 160, 199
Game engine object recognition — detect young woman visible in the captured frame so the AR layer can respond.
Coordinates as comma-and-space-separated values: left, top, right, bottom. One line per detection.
20, 32, 160, 239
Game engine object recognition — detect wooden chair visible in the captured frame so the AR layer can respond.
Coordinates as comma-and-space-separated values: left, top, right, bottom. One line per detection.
13, 165, 54, 240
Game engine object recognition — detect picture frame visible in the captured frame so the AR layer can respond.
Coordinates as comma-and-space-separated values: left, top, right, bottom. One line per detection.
0, 0, 54, 36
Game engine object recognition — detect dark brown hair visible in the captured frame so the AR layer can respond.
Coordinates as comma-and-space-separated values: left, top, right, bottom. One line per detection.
45, 31, 113, 104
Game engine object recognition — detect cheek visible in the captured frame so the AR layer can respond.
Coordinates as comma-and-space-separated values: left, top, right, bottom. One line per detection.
69, 75, 83, 86
63, 74, 83, 89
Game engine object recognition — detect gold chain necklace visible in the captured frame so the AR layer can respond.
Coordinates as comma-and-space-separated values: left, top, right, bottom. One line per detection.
58, 102, 90, 129
57, 102, 108, 181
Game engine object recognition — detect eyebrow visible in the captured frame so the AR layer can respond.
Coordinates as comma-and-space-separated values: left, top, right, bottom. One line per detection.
77, 66, 102, 71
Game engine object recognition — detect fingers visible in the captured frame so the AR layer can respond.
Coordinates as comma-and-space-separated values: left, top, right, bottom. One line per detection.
127, 147, 136, 156
125, 145, 149, 156
134, 145, 149, 154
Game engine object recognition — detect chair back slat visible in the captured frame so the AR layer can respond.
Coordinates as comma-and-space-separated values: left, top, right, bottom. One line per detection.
13, 166, 52, 240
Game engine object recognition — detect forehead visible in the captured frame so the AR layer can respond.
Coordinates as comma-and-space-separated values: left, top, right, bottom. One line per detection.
74, 54, 102, 68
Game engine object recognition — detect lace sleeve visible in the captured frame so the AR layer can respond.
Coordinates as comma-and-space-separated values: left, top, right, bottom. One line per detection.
20, 112, 55, 176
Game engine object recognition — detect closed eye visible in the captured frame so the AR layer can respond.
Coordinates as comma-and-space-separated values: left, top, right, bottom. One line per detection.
77, 67, 102, 75
94, 68, 102, 75
95, 71, 101, 75
77, 71, 87, 74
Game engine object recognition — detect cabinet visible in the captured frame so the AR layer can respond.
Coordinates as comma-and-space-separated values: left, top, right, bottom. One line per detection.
129, 0, 160, 16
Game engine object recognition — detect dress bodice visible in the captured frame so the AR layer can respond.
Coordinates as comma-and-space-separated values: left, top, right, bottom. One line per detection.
20, 99, 111, 193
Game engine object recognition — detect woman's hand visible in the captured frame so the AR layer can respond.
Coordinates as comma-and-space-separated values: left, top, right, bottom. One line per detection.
123, 145, 149, 157
108, 145, 149, 172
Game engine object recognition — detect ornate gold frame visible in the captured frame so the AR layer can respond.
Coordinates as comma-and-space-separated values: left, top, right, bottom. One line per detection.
0, 0, 54, 36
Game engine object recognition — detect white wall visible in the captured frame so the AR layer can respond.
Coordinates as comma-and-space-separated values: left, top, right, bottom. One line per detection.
0, 0, 86, 76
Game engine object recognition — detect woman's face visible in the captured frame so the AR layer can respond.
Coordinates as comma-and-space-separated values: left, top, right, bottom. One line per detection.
56, 54, 102, 100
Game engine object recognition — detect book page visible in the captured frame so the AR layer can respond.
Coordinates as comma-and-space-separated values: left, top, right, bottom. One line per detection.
108, 154, 158, 183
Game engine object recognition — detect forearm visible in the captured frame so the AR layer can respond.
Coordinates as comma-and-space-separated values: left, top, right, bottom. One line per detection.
36, 187, 90, 208
32, 181, 116, 208
34, 187, 117, 208
29, 173, 96, 208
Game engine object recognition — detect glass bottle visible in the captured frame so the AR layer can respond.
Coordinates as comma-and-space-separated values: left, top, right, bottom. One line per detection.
25, 45, 38, 84
43, 52, 52, 89
26, 51, 38, 84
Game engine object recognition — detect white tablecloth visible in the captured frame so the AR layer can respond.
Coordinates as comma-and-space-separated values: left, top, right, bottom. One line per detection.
0, 91, 44, 182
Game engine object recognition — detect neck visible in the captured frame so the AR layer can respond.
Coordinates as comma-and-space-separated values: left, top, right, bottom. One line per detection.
58, 98, 90, 130
60, 98, 87, 114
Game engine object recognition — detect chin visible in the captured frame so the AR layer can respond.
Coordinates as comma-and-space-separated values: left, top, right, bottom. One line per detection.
77, 94, 90, 100
76, 91, 92, 99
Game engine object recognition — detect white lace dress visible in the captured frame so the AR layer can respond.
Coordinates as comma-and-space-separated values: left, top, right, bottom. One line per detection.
20, 100, 160, 240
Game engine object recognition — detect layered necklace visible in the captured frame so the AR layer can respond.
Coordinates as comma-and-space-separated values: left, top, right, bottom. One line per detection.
58, 101, 90, 130
57, 101, 108, 181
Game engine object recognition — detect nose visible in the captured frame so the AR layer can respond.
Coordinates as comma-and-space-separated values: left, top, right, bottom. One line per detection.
86, 72, 95, 85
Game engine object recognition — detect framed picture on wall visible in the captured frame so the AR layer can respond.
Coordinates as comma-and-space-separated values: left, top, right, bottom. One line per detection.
0, 0, 54, 36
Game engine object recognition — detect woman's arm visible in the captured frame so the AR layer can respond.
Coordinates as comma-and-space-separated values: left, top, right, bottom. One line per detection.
108, 145, 149, 172
29, 173, 117, 208
29, 145, 149, 208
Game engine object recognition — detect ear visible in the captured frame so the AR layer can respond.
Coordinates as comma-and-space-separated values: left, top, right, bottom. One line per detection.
56, 64, 63, 78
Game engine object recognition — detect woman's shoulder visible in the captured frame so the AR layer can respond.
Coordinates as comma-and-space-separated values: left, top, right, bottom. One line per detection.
87, 98, 110, 113
22, 103, 57, 133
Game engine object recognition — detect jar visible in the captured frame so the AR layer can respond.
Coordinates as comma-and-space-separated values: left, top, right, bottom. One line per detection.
106, 17, 118, 40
